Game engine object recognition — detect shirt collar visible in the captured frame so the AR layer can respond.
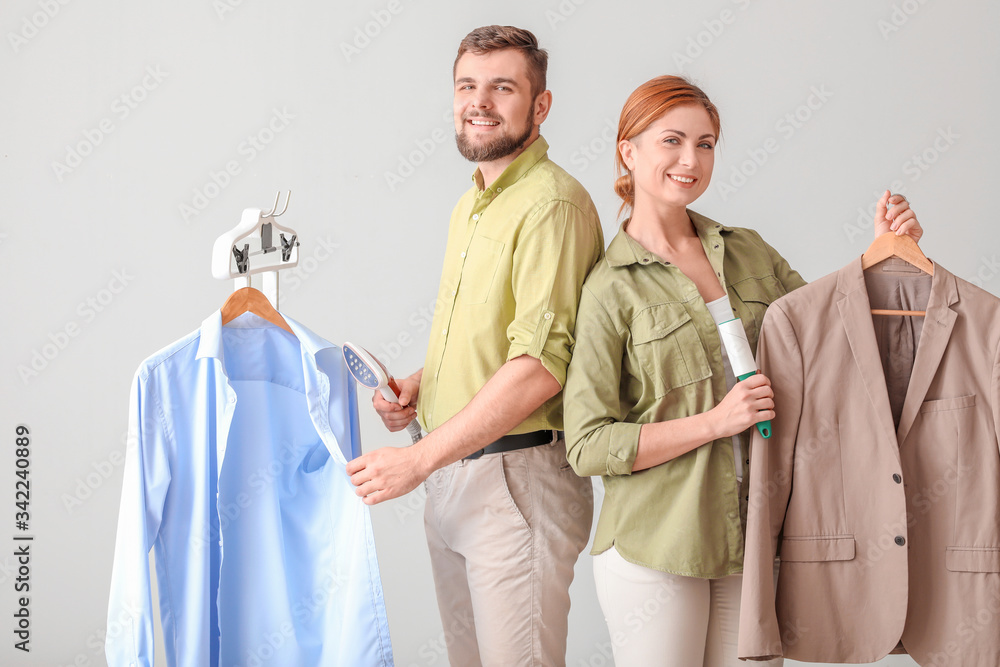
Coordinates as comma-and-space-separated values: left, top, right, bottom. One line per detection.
471, 135, 549, 192
605, 209, 733, 268
196, 310, 336, 366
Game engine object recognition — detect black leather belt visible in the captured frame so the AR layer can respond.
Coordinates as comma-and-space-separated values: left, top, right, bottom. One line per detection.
464, 430, 563, 460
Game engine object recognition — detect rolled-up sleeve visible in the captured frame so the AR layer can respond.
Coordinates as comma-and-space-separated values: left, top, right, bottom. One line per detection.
506, 200, 601, 387
564, 285, 643, 477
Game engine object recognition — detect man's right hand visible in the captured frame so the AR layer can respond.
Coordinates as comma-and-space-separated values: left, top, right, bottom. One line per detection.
373, 373, 420, 432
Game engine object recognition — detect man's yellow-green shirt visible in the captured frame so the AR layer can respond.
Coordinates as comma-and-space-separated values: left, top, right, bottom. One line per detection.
564, 211, 806, 578
418, 137, 604, 434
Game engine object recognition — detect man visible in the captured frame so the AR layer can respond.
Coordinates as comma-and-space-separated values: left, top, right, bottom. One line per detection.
345, 25, 604, 667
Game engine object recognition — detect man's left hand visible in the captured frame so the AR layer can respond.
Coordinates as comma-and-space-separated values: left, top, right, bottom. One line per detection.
346, 446, 429, 505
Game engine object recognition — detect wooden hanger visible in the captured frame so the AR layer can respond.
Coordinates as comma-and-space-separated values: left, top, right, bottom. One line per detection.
220, 286, 294, 335
861, 232, 933, 317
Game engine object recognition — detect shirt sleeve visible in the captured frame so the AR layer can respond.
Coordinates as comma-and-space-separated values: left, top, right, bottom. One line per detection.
738, 300, 804, 661
505, 199, 602, 387
106, 370, 171, 667
564, 285, 644, 477
758, 232, 808, 293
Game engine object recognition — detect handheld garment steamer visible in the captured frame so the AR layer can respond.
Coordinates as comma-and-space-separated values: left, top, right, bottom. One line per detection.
343, 343, 423, 444
716, 318, 772, 439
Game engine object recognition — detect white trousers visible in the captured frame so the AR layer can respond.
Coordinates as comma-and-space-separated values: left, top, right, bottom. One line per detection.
594, 546, 782, 667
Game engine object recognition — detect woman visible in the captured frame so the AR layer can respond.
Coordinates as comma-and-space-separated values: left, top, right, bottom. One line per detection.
563, 76, 921, 666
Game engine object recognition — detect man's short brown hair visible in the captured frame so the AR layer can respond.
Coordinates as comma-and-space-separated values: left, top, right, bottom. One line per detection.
454, 25, 548, 99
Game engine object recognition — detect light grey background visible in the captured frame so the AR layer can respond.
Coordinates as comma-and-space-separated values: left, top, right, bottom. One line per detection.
1, 0, 996, 665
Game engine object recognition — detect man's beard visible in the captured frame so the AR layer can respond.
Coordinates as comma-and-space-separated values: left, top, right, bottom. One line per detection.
455, 109, 535, 163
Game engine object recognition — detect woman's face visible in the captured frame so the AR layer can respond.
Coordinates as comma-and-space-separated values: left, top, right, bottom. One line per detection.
619, 104, 717, 212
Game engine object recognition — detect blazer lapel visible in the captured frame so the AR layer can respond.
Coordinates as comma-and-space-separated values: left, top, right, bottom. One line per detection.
837, 260, 900, 456
896, 264, 959, 446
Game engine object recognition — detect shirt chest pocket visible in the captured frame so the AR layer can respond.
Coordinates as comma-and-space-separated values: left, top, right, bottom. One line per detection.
629, 304, 712, 398
729, 275, 783, 346
457, 235, 505, 305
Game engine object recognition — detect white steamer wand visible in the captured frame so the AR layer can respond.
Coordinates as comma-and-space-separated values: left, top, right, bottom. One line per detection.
342, 342, 423, 444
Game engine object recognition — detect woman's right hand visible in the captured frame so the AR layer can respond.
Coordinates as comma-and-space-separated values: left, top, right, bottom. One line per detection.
373, 375, 420, 432
710, 373, 775, 439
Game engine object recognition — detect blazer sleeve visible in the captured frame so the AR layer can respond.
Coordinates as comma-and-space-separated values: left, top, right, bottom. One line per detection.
994, 336, 1000, 455
738, 300, 804, 661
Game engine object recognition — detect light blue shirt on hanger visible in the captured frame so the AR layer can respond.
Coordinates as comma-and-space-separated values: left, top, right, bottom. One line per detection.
106, 311, 394, 667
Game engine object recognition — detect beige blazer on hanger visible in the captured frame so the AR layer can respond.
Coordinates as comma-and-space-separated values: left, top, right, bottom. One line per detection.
738, 257, 1000, 666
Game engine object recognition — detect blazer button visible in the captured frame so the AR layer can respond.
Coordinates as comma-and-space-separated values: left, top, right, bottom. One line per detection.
895, 536, 906, 546
892, 473, 902, 484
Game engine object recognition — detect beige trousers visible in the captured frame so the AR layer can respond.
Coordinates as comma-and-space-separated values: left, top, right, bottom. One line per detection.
423, 439, 594, 666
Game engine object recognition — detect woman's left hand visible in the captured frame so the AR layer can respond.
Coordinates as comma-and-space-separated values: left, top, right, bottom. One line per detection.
874, 190, 923, 243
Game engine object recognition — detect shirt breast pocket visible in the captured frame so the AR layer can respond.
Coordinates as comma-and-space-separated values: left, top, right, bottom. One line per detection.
629, 304, 712, 398
730, 275, 783, 343
458, 235, 505, 305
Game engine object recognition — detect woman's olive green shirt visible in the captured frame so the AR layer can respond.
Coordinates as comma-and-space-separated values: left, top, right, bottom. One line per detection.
564, 211, 806, 578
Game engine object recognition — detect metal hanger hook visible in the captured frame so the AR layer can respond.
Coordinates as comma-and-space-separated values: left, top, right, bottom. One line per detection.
261, 190, 291, 218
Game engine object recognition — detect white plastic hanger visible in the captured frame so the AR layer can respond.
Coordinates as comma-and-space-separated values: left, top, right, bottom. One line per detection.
211, 191, 299, 309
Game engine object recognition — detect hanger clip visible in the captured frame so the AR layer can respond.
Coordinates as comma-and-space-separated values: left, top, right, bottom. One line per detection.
280, 233, 299, 261
232, 243, 250, 274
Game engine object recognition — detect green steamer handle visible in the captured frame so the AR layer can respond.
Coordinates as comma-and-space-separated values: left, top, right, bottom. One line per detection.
738, 371, 771, 439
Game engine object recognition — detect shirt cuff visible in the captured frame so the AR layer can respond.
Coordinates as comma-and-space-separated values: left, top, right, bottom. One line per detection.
605, 422, 643, 476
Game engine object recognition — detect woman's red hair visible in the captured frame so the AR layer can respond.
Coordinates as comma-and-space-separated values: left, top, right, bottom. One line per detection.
614, 76, 721, 218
